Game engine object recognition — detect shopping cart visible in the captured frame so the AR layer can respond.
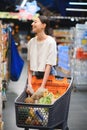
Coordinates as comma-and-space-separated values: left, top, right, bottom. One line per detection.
15, 76, 73, 130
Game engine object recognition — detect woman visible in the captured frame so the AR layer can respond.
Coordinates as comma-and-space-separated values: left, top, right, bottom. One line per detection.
26, 15, 57, 95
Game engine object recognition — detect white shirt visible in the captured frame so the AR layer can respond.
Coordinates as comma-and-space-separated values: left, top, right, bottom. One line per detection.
27, 36, 57, 72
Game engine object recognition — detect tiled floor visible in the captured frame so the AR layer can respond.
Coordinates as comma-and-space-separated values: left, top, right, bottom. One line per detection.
2, 54, 87, 130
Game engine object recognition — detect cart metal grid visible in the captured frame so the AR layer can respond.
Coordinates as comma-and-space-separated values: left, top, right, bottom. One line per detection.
15, 77, 73, 130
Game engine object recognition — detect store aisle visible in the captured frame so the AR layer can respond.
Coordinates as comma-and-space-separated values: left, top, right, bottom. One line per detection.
2, 54, 87, 130
2, 55, 27, 130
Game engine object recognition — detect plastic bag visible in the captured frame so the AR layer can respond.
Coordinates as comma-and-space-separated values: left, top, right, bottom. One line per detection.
10, 35, 24, 81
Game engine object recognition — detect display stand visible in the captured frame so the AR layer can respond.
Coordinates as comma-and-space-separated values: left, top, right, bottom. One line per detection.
71, 23, 87, 88
53, 28, 74, 77
0, 21, 11, 129
0, 21, 4, 130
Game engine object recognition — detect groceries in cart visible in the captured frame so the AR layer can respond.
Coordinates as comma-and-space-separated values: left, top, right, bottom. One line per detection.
25, 88, 60, 104
25, 75, 69, 105
25, 107, 49, 126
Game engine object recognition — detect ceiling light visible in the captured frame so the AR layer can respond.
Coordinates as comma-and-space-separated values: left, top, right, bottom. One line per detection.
20, 0, 27, 8
71, 17, 74, 21
66, 8, 87, 12
69, 2, 87, 6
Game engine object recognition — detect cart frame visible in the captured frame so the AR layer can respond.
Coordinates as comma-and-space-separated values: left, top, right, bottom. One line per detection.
15, 77, 73, 130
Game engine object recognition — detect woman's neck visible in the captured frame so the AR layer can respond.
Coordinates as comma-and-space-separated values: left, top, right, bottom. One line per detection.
36, 32, 48, 41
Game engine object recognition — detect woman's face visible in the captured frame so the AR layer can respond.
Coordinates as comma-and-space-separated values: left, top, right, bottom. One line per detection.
31, 17, 46, 33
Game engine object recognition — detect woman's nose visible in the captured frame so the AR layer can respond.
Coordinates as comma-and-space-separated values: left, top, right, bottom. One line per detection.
31, 21, 34, 26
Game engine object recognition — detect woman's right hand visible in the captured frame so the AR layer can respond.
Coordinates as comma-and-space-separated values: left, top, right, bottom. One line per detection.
26, 84, 34, 96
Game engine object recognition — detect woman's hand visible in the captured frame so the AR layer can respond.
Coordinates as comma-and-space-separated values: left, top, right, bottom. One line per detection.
26, 84, 34, 96
31, 86, 47, 99
34, 85, 45, 95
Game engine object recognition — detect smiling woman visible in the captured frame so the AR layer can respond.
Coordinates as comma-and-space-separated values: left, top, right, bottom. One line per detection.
26, 15, 57, 95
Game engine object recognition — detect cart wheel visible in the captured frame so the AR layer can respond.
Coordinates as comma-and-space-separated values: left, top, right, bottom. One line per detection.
2, 101, 5, 109
65, 127, 69, 130
24, 128, 29, 130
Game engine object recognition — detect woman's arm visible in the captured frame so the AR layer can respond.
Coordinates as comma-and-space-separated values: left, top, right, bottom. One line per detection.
41, 64, 52, 88
28, 61, 33, 86
26, 61, 34, 95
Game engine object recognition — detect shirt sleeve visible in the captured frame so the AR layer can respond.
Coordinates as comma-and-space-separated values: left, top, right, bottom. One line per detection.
46, 40, 57, 66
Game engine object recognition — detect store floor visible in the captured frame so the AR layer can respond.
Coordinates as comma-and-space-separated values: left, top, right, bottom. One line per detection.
2, 54, 87, 130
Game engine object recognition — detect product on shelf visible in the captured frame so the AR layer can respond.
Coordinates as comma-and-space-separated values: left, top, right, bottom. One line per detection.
0, 21, 9, 129
53, 29, 73, 44
72, 23, 87, 86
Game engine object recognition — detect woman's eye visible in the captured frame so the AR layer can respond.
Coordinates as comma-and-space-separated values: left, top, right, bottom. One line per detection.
35, 21, 38, 23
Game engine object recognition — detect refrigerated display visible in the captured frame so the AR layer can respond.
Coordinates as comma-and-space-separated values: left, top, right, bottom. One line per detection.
71, 23, 87, 87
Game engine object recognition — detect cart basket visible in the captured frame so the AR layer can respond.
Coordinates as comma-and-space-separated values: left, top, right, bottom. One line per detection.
15, 76, 73, 130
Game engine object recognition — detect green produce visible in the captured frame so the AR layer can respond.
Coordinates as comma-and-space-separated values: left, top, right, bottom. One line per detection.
39, 93, 53, 104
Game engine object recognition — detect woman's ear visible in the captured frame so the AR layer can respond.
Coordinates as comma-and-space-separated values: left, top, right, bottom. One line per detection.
43, 23, 46, 29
